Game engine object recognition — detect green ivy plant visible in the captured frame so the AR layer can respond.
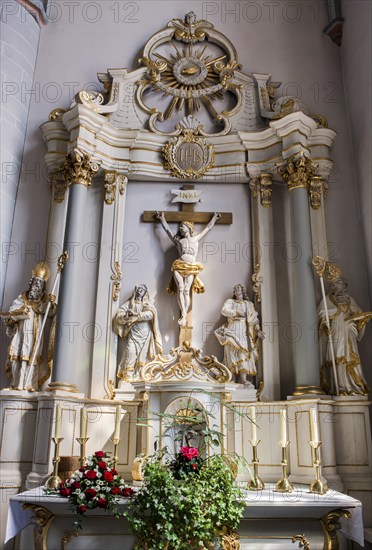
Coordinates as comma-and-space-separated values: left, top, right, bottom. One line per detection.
124, 451, 245, 550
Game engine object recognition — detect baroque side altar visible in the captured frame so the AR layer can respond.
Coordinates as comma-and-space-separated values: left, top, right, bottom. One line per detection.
0, 11, 371, 550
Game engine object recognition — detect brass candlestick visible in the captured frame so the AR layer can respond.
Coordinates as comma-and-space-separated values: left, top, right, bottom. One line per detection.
275, 442, 293, 493
111, 437, 121, 469
45, 437, 64, 490
76, 437, 89, 467
309, 441, 328, 495
247, 440, 265, 491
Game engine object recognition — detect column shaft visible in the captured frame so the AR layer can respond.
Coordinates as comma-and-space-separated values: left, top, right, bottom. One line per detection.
290, 187, 322, 394
50, 183, 88, 393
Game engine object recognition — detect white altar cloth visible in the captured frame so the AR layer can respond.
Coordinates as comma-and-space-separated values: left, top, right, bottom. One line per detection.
6, 485, 364, 547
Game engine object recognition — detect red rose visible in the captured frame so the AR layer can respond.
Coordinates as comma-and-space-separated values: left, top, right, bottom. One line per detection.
180, 446, 199, 460
97, 461, 107, 470
111, 486, 120, 495
95, 451, 105, 459
122, 487, 134, 498
79, 467, 86, 472
85, 488, 97, 500
60, 487, 70, 497
103, 471, 114, 482
71, 481, 81, 490
111, 468, 118, 476
97, 498, 108, 508
79, 505, 87, 513
85, 470, 97, 480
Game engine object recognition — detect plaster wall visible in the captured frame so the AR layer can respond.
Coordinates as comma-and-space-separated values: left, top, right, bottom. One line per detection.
340, 0, 372, 401
1, 1, 370, 398
0, 0, 40, 306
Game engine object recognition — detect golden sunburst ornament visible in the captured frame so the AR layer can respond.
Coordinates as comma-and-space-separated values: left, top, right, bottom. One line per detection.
136, 12, 242, 135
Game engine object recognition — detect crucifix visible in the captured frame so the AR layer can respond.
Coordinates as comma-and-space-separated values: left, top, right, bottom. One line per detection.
143, 185, 233, 345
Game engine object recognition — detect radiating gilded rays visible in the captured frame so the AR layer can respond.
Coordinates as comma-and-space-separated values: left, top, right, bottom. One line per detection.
153, 42, 226, 118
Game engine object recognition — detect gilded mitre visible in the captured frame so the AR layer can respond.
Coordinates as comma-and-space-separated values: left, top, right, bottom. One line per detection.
32, 261, 51, 281
324, 261, 343, 283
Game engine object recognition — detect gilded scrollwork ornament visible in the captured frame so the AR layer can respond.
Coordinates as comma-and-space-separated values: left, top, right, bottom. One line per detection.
321, 509, 351, 549
292, 533, 310, 549
220, 529, 241, 550
22, 504, 54, 550
111, 261, 122, 302
252, 263, 263, 303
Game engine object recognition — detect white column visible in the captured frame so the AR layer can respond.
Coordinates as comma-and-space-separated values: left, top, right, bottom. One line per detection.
49, 152, 99, 395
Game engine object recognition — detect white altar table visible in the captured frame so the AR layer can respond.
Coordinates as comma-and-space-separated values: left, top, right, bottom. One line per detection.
6, 485, 363, 549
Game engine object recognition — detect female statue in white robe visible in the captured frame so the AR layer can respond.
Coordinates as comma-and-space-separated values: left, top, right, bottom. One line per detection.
114, 285, 163, 382
318, 276, 371, 396
215, 284, 264, 386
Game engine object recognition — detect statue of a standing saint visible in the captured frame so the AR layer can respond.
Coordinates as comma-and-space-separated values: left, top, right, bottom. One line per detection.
114, 285, 163, 381
318, 264, 371, 396
155, 211, 221, 326
1, 261, 56, 391
214, 284, 264, 386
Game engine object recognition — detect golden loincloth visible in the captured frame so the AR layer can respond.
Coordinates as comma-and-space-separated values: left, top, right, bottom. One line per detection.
167, 259, 205, 295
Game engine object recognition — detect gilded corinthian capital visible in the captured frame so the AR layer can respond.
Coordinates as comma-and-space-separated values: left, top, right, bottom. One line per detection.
63, 151, 100, 188
277, 153, 318, 192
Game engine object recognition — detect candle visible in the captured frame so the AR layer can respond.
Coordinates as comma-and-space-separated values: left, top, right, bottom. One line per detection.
280, 409, 287, 446
113, 405, 121, 440
80, 407, 87, 439
55, 404, 61, 439
249, 406, 257, 443
310, 408, 319, 444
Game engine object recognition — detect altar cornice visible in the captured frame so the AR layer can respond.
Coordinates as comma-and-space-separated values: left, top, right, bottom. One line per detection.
41, 108, 336, 184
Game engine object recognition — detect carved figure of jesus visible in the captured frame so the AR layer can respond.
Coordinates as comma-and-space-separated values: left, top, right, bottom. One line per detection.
156, 211, 221, 326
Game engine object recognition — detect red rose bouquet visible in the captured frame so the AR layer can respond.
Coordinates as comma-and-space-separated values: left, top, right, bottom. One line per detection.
58, 451, 134, 529
169, 445, 203, 479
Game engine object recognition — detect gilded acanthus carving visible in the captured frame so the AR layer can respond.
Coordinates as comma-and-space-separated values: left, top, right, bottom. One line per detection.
50, 167, 69, 203
259, 173, 273, 207
63, 151, 100, 188
277, 153, 318, 192
104, 171, 117, 205
310, 175, 327, 209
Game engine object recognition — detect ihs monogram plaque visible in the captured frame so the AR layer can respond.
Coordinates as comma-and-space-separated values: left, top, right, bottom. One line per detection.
163, 116, 214, 179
